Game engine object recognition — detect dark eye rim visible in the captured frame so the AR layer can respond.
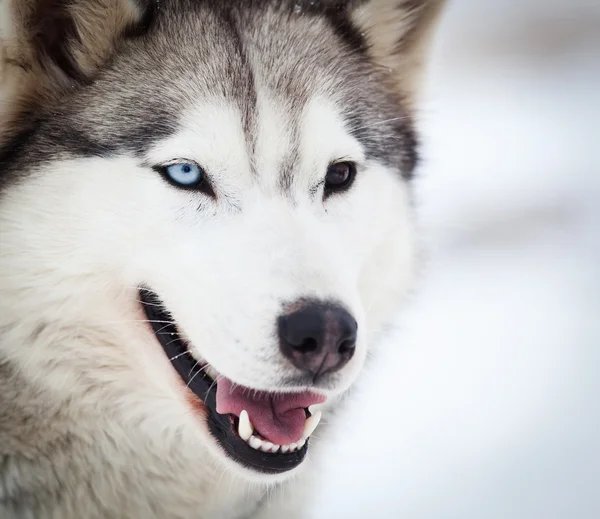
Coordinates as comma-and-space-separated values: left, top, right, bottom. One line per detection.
152, 161, 216, 199
323, 160, 357, 198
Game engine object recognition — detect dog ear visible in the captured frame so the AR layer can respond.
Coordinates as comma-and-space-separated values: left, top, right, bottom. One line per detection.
1, 0, 151, 126
24, 0, 152, 83
349, 0, 446, 108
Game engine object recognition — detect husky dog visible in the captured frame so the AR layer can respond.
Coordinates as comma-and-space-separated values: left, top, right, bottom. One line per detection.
0, 1, 444, 517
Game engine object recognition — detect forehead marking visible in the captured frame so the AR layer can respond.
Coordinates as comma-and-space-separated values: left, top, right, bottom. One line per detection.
219, 8, 259, 171
251, 90, 299, 193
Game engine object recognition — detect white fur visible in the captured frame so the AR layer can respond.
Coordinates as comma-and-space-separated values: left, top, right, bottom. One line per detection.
0, 91, 415, 516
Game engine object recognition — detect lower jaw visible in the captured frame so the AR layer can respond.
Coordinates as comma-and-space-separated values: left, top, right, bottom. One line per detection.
140, 288, 309, 474
204, 389, 310, 475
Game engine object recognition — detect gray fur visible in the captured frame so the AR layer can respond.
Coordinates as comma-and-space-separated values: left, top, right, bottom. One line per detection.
0, 1, 445, 517
1, 0, 418, 188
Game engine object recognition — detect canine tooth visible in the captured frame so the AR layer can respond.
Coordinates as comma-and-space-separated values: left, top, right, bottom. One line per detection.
296, 438, 306, 450
280, 445, 290, 453
288, 442, 297, 452
308, 404, 324, 415
260, 441, 274, 452
270, 444, 280, 453
302, 411, 321, 439
248, 436, 263, 450
238, 410, 253, 441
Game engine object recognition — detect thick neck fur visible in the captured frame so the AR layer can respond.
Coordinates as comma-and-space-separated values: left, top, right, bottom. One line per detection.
0, 314, 267, 519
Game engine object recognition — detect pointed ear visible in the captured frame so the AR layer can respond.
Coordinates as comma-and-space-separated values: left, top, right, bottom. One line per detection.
350, 0, 446, 109
1, 0, 150, 125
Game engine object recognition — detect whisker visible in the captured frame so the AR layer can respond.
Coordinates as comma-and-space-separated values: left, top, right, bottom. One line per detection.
98, 319, 175, 325
188, 359, 201, 378
169, 349, 191, 361
260, 485, 270, 501
154, 322, 177, 335
186, 364, 203, 388
132, 297, 166, 309
162, 336, 185, 348
216, 466, 227, 492
203, 374, 223, 400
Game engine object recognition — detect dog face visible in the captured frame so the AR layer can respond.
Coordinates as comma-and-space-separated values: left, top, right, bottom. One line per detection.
0, 0, 443, 479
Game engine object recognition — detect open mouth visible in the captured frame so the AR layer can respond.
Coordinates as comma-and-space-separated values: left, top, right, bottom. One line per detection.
139, 288, 325, 474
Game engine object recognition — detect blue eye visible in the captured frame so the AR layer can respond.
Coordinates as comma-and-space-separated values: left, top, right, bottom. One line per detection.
164, 163, 203, 186
154, 160, 215, 198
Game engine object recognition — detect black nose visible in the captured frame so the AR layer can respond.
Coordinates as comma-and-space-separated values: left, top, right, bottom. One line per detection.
278, 301, 357, 379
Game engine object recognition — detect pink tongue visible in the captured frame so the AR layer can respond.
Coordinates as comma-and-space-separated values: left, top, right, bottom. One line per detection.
215, 377, 326, 445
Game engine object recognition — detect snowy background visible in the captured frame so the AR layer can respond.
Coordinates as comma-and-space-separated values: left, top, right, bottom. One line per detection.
311, 0, 600, 517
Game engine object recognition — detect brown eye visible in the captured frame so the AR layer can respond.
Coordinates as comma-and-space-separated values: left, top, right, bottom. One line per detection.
324, 161, 356, 195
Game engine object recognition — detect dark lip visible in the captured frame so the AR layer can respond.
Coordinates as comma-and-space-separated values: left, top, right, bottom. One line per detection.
139, 288, 309, 474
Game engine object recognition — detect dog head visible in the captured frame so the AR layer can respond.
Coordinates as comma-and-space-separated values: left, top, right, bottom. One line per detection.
0, 0, 444, 479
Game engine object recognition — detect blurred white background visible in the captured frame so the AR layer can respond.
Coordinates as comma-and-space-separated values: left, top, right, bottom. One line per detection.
309, 0, 600, 517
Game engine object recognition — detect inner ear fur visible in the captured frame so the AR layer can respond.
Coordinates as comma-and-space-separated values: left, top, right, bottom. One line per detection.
350, 0, 446, 109
0, 0, 148, 132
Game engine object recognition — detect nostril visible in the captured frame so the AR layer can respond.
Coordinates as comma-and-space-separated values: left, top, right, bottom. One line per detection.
296, 337, 319, 353
338, 339, 355, 354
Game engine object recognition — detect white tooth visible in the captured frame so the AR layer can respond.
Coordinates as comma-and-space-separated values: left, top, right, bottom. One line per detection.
308, 404, 324, 415
296, 438, 306, 450
302, 411, 321, 439
280, 445, 290, 453
238, 410, 254, 441
270, 444, 280, 453
260, 441, 274, 452
288, 442, 298, 452
248, 436, 263, 450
